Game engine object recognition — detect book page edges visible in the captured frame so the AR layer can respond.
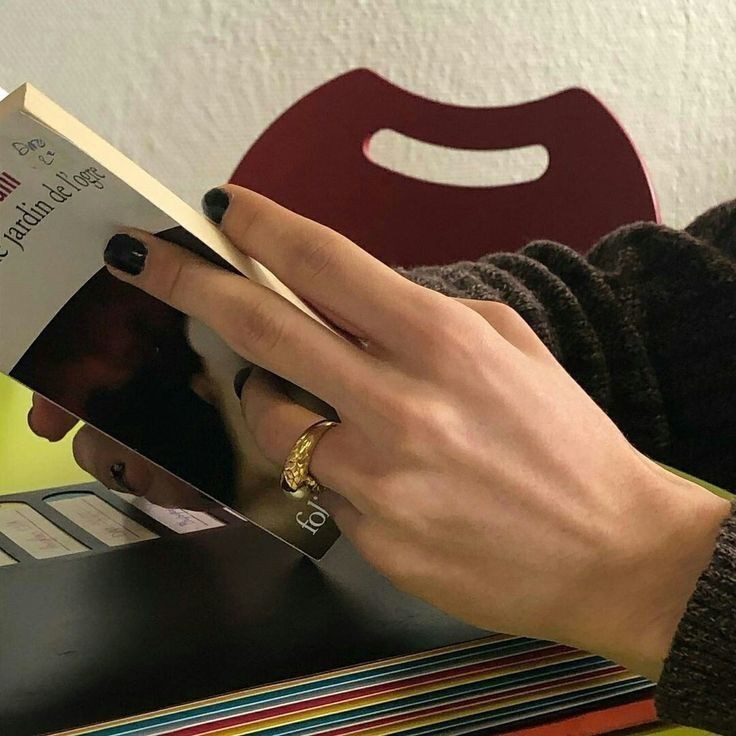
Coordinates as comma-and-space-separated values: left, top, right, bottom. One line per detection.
6, 83, 327, 329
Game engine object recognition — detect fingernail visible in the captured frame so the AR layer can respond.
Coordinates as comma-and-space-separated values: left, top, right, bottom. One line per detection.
104, 234, 148, 275
233, 365, 253, 398
201, 187, 230, 225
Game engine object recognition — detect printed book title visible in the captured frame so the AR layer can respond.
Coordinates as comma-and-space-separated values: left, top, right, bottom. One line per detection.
0, 135, 108, 261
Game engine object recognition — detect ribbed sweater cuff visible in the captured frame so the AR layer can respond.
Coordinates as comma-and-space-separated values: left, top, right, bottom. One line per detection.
655, 500, 736, 733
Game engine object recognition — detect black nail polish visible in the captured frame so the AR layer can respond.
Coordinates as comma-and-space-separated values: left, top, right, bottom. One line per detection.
201, 187, 230, 225
233, 365, 253, 398
104, 234, 148, 275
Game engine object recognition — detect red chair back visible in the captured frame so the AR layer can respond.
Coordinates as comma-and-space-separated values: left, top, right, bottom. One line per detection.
230, 68, 658, 267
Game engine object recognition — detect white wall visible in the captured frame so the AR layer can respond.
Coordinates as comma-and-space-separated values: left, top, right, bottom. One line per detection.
0, 0, 733, 229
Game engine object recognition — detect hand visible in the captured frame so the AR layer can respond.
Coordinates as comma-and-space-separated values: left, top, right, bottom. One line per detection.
102, 185, 729, 678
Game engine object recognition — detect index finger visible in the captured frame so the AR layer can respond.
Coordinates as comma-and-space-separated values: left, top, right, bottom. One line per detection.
206, 185, 441, 351
104, 231, 375, 417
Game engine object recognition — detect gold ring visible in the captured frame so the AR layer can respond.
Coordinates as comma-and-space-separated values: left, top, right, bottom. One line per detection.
280, 419, 337, 501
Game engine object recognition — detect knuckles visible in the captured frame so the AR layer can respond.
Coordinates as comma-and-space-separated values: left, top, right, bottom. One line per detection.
295, 232, 340, 282
157, 252, 189, 306
480, 300, 531, 336
220, 292, 288, 358
408, 297, 492, 365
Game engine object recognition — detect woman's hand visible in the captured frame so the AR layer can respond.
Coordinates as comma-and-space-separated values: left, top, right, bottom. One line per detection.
97, 185, 729, 678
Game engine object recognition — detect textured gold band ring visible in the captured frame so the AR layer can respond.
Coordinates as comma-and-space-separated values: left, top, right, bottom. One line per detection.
280, 420, 338, 501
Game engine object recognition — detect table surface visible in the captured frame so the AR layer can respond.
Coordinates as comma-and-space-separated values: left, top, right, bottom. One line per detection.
0, 374, 714, 735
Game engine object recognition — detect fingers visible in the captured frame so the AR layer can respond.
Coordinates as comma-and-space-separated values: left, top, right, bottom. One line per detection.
72, 425, 210, 509
28, 394, 78, 441
242, 370, 372, 512
209, 185, 443, 352
105, 230, 375, 417
456, 299, 554, 361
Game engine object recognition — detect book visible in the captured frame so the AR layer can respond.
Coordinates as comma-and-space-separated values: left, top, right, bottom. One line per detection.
0, 82, 339, 558
0, 82, 658, 736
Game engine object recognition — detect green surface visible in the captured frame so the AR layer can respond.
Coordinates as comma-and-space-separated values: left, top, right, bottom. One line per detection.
0, 372, 91, 494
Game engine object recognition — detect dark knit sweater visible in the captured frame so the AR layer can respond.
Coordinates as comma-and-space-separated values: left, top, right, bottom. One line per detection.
399, 200, 736, 734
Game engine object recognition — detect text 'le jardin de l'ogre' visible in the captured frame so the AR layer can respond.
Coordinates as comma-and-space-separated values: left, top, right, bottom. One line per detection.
0, 166, 107, 259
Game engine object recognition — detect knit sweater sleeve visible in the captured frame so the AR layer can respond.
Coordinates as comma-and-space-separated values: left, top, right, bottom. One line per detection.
654, 501, 736, 733
397, 200, 736, 734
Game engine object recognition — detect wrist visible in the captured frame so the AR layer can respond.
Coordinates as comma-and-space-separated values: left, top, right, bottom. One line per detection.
578, 461, 730, 680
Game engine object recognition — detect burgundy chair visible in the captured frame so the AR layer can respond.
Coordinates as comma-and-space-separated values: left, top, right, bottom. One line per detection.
230, 68, 658, 267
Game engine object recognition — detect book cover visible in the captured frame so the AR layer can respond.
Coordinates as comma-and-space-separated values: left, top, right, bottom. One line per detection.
0, 83, 339, 558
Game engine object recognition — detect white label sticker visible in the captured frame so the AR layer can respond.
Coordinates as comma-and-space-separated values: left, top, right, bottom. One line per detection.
114, 491, 225, 534
47, 493, 158, 546
0, 547, 16, 565
0, 502, 87, 558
